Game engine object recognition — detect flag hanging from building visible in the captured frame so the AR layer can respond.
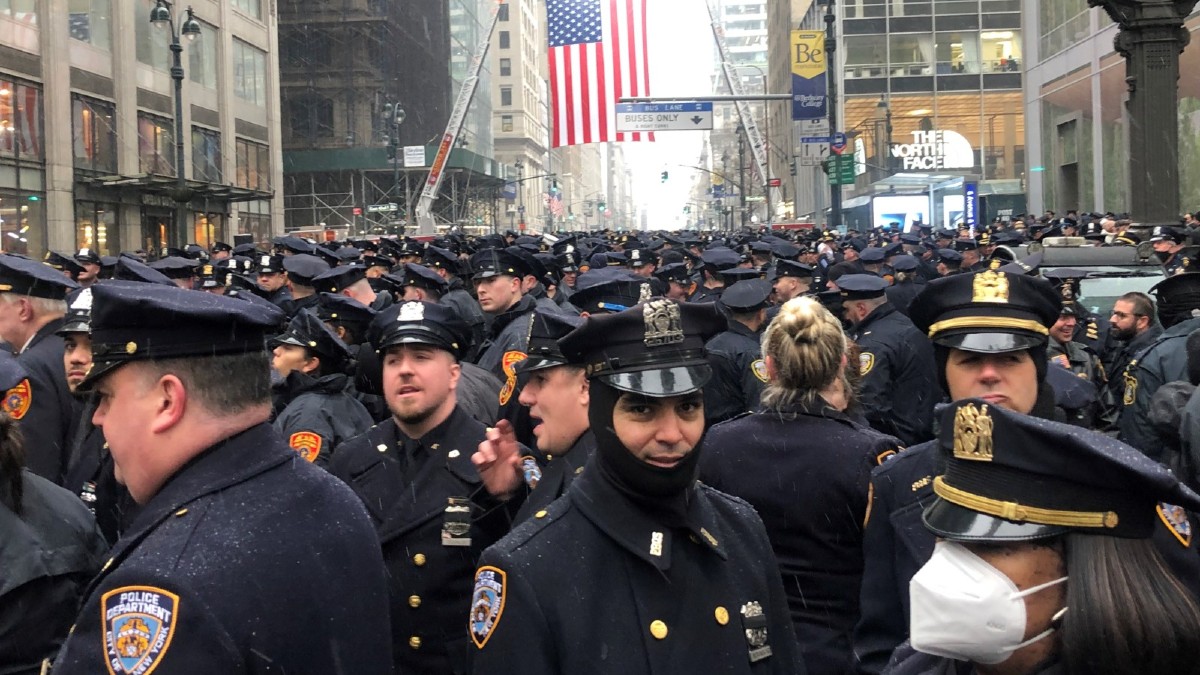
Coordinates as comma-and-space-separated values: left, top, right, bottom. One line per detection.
547, 0, 653, 147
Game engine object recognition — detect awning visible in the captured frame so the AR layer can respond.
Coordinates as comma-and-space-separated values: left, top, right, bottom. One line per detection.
75, 173, 273, 203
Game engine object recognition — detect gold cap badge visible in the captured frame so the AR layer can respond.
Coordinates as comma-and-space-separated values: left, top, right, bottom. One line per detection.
972, 270, 1010, 303
953, 403, 994, 461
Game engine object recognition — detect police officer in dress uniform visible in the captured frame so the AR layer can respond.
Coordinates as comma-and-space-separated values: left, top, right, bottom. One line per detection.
1151, 226, 1193, 276
1042, 268, 1113, 363
1119, 273, 1200, 460
704, 279, 771, 425
425, 246, 488, 362
839, 274, 938, 446
58, 287, 138, 545
474, 309, 593, 525
279, 253, 329, 317
470, 299, 805, 675
0, 349, 108, 674
51, 281, 392, 674
884, 255, 923, 318
269, 310, 373, 466
701, 296, 903, 674
0, 254, 81, 484
853, 270, 1200, 673
255, 253, 292, 308
330, 301, 522, 675
884, 400, 1200, 675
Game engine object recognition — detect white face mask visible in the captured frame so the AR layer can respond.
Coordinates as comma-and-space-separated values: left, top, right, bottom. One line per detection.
909, 540, 1067, 665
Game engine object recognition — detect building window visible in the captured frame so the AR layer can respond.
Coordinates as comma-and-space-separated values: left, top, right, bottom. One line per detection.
135, 0, 170, 68
233, 39, 267, 106
0, 80, 43, 160
501, 115, 514, 132
137, 113, 175, 176
980, 30, 1021, 72
235, 138, 269, 191
73, 96, 116, 173
287, 96, 334, 141
232, 0, 261, 21
498, 3, 509, 21
501, 87, 513, 107
281, 26, 331, 68
188, 21, 217, 87
500, 58, 512, 77
192, 126, 221, 183
0, 0, 37, 25
75, 200, 119, 255
499, 31, 510, 49
237, 198, 271, 243
68, 0, 111, 50
0, 189, 46, 257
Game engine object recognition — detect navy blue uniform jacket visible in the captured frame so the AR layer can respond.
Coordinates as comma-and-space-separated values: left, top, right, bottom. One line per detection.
52, 422, 393, 674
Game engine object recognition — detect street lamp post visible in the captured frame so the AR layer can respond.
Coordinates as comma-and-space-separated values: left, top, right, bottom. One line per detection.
150, 0, 201, 248
514, 158, 525, 229
877, 95, 893, 176
823, 1, 842, 230
737, 126, 748, 229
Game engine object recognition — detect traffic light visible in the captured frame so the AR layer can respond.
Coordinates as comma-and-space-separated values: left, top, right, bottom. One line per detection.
789, 159, 797, 177
661, 171, 668, 182
597, 200, 606, 212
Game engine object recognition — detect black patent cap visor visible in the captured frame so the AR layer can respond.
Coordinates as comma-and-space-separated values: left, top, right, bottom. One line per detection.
515, 355, 567, 375
922, 497, 1069, 542
599, 363, 712, 397
377, 330, 460, 359
932, 331, 1045, 353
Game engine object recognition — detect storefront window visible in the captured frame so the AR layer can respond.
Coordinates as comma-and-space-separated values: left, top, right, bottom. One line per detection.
0, 190, 45, 257
75, 200, 119, 255
0, 80, 43, 160
138, 113, 175, 176
73, 96, 117, 173
68, 0, 111, 50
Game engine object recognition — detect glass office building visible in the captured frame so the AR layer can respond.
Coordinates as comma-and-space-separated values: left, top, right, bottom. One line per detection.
834, 0, 1025, 229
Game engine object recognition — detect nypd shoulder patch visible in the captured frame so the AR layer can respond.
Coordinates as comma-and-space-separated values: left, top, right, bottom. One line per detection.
859, 352, 875, 377
288, 431, 322, 463
3, 378, 32, 420
102, 585, 179, 675
470, 566, 507, 649
521, 455, 542, 490
751, 359, 769, 383
498, 351, 528, 406
1158, 502, 1192, 547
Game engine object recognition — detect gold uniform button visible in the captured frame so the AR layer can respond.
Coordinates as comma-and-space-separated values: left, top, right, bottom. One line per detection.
408, 595, 421, 609
535, 510, 548, 519
650, 620, 668, 640
715, 606, 729, 625
409, 636, 422, 649
413, 553, 427, 566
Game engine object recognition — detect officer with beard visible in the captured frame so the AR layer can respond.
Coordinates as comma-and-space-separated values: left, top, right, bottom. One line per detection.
469, 299, 804, 675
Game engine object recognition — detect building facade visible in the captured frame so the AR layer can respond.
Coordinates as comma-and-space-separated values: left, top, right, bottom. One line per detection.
1023, 3, 1200, 216
0, 0, 282, 257
279, 0, 501, 236
830, 0, 1024, 230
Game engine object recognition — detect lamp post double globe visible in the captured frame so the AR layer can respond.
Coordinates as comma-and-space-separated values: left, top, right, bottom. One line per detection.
149, 0, 201, 248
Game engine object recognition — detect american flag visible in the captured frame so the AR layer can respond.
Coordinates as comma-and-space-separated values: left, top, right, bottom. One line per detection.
547, 0, 652, 147
547, 191, 565, 217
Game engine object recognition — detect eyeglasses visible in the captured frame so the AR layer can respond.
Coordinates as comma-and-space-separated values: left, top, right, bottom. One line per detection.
1111, 311, 1145, 319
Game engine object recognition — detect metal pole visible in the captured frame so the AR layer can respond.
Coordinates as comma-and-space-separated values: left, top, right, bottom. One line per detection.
825, 1, 841, 230
738, 128, 747, 229
170, 36, 187, 247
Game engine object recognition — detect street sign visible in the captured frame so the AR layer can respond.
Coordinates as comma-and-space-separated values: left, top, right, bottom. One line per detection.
367, 203, 399, 213
768, 178, 782, 187
352, 207, 363, 216
615, 102, 714, 132
830, 131, 848, 155
746, 196, 765, 203
826, 153, 856, 186
801, 136, 833, 144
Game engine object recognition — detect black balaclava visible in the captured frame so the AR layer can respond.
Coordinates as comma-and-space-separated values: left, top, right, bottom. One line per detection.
933, 343, 1055, 420
588, 379, 702, 528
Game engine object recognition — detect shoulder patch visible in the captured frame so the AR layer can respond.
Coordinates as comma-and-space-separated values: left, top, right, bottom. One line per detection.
859, 352, 875, 376
102, 585, 179, 675
1123, 366, 1138, 406
520, 455, 542, 489
751, 359, 769, 383
470, 566, 507, 649
3, 378, 31, 420
288, 431, 322, 462
1158, 502, 1192, 547
498, 351, 528, 406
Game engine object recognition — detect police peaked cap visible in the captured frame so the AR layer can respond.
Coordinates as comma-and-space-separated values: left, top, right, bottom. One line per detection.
368, 301, 469, 360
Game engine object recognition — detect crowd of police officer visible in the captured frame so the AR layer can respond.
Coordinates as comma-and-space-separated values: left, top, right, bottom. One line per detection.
4, 208, 1200, 674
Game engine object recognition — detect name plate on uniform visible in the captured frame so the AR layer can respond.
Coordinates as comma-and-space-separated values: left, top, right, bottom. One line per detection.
442, 497, 472, 547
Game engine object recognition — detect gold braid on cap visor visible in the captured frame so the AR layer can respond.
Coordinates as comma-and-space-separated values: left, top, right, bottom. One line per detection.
926, 316, 1050, 339
933, 476, 1119, 529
